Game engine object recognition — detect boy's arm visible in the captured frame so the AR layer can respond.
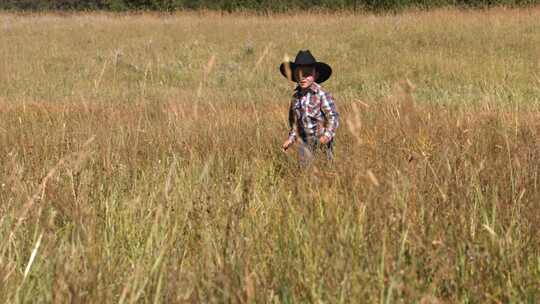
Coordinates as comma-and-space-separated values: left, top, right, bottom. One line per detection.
321, 92, 339, 140
288, 101, 297, 142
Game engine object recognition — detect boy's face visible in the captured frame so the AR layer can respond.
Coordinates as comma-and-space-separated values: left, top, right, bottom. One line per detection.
295, 66, 317, 90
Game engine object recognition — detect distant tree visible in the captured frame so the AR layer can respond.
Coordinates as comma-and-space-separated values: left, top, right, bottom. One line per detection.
0, 0, 538, 11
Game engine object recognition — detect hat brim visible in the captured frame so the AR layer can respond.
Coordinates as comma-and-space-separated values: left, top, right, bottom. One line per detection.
279, 62, 332, 83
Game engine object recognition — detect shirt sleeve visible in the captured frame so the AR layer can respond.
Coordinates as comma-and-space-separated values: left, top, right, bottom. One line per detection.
320, 92, 339, 140
288, 100, 297, 142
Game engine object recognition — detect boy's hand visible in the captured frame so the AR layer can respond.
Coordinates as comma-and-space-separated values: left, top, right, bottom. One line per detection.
282, 139, 294, 151
319, 135, 331, 145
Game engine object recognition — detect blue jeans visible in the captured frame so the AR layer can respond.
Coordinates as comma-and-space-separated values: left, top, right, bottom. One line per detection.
298, 136, 334, 166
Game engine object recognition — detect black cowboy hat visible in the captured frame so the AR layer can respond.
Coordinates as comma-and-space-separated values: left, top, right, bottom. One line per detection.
279, 50, 332, 83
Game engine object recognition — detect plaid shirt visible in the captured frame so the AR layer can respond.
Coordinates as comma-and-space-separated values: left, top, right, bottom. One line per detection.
288, 83, 339, 142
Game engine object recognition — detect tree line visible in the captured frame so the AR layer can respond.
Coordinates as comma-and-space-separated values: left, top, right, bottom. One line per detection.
0, 0, 537, 11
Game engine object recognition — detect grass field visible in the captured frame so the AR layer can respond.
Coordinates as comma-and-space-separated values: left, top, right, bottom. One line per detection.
1, 8, 540, 303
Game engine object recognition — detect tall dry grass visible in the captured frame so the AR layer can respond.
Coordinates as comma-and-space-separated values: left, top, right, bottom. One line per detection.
0, 8, 539, 303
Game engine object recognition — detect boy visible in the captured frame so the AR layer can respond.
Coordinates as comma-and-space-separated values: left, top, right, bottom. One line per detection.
280, 50, 339, 165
